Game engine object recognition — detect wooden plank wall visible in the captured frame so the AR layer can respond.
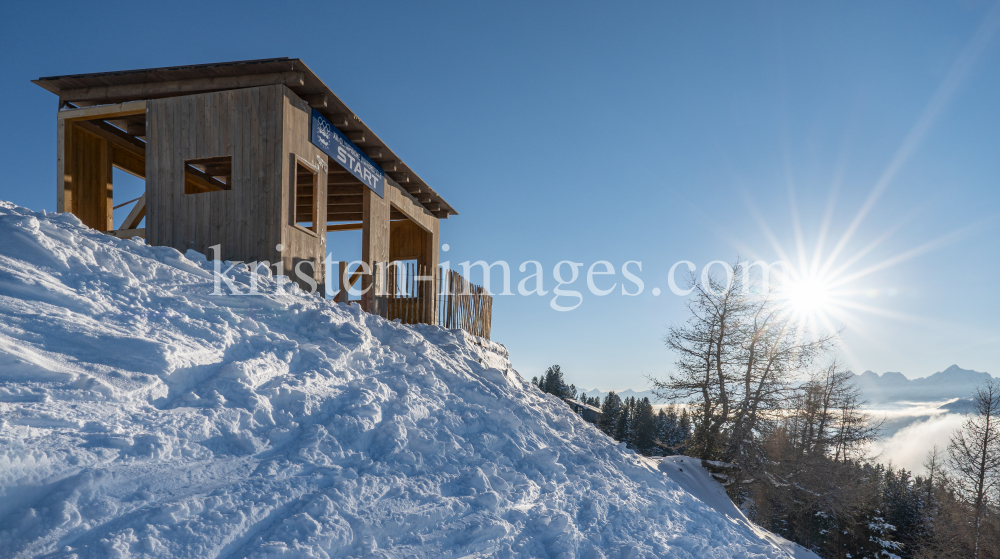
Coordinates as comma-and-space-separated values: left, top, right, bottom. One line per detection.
386, 179, 439, 322
62, 123, 113, 230
386, 179, 436, 232
385, 261, 434, 324
424, 219, 440, 324
146, 85, 285, 268
362, 186, 390, 313
280, 89, 328, 292
436, 269, 493, 339
56, 101, 148, 226
389, 219, 425, 260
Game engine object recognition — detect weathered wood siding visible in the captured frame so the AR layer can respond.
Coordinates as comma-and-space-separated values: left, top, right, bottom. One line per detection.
362, 184, 390, 313
280, 88, 327, 291
61, 123, 112, 230
386, 178, 439, 321
389, 219, 426, 260
146, 85, 284, 268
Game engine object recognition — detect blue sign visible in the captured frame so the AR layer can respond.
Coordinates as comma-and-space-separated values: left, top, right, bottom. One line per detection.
310, 109, 385, 198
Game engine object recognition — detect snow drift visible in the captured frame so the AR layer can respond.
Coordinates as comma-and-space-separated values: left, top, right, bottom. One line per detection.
0, 201, 817, 558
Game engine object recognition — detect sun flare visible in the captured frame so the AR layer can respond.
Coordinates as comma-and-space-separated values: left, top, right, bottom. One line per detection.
784, 275, 833, 316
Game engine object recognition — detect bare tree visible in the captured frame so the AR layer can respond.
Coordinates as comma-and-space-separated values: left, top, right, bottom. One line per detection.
948, 379, 1000, 559
725, 302, 837, 473
778, 360, 883, 465
829, 375, 883, 462
652, 259, 749, 459
652, 257, 837, 468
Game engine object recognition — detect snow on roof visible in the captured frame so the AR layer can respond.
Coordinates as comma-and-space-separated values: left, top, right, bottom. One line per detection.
563, 397, 602, 414
0, 199, 814, 558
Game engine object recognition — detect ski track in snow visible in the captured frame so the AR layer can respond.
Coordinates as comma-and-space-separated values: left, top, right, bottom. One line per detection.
0, 201, 818, 558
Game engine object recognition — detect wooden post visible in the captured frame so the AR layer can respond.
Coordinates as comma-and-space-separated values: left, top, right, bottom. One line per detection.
362, 187, 389, 315
338, 261, 348, 303
102, 138, 113, 231
57, 116, 69, 213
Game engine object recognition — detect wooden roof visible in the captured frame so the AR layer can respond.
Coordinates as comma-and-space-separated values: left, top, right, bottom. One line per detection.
34, 58, 456, 218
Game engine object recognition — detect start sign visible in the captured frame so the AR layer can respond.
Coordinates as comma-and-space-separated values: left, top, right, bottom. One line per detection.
310, 109, 385, 198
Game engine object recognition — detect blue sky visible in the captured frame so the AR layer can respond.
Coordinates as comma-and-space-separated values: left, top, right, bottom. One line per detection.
2, 1, 999, 390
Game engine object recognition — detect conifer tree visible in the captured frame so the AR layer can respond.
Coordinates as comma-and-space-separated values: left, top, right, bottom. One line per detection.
633, 397, 657, 455
676, 408, 692, 453
538, 365, 576, 399
655, 409, 671, 456
600, 391, 623, 437
617, 397, 635, 444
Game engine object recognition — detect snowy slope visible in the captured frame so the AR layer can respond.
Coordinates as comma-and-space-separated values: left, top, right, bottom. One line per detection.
0, 201, 818, 558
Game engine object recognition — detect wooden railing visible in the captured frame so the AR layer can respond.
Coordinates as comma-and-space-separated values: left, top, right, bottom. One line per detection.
385, 261, 436, 325
436, 268, 493, 340
333, 261, 493, 340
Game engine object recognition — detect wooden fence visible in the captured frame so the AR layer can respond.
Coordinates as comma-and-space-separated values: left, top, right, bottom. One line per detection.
381, 263, 492, 340
436, 268, 493, 340
385, 261, 435, 326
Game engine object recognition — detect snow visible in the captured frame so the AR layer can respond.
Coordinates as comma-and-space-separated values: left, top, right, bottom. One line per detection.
0, 200, 819, 558
652, 457, 818, 559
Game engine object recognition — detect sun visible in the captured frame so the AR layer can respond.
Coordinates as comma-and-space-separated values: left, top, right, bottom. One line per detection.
783, 275, 833, 316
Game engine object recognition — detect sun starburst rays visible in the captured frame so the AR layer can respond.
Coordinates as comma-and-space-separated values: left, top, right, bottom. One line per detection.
742, 3, 1000, 359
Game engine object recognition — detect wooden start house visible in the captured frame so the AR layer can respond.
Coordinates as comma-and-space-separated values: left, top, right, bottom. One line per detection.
34, 58, 492, 338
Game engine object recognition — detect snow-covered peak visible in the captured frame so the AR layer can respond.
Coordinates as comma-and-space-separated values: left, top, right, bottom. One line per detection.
0, 201, 816, 558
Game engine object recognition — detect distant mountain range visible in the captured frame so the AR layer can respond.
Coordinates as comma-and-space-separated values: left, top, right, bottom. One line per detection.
582, 365, 993, 409
850, 365, 994, 404
580, 366, 990, 443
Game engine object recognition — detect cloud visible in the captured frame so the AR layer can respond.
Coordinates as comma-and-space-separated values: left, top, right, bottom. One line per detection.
871, 413, 965, 473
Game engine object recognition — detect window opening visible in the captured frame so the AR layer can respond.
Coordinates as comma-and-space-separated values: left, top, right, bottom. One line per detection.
184, 156, 231, 194
295, 159, 318, 233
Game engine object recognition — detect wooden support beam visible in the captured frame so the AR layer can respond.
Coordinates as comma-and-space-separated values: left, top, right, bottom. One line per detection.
113, 196, 142, 210
184, 165, 228, 193
378, 160, 397, 172
57, 117, 67, 213
104, 228, 145, 239
332, 264, 366, 302
391, 172, 409, 183
103, 136, 112, 231
364, 147, 384, 159
110, 146, 145, 179
57, 100, 147, 122
126, 124, 146, 137
120, 193, 146, 230
326, 194, 363, 204
54, 72, 305, 103
347, 269, 364, 289
74, 119, 145, 158
300, 93, 327, 109
324, 203, 363, 212
328, 113, 351, 127
346, 131, 365, 143
327, 173, 357, 182
336, 261, 349, 303
328, 212, 365, 221
328, 185, 364, 195
327, 222, 363, 232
